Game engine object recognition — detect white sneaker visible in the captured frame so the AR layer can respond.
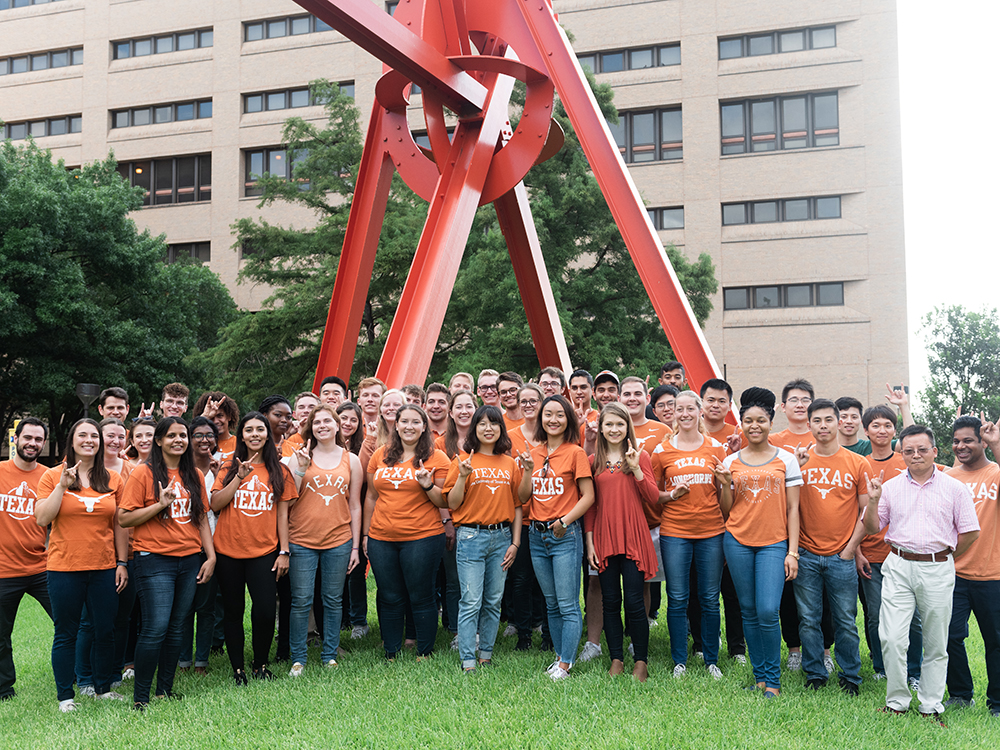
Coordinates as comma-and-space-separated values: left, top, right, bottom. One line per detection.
549, 666, 570, 681
546, 661, 559, 674
873, 672, 886, 681
673, 664, 687, 678
450, 634, 459, 650
695, 651, 704, 661
503, 624, 517, 638
628, 643, 635, 658
708, 664, 723, 680
121, 668, 135, 680
908, 677, 920, 692
350, 624, 370, 640
735, 654, 747, 665
58, 699, 78, 713
324, 659, 338, 669
96, 691, 125, 700
577, 641, 602, 663
78, 685, 96, 697
110, 680, 122, 690
647, 617, 658, 628
824, 654, 835, 675
289, 662, 305, 678
787, 652, 802, 671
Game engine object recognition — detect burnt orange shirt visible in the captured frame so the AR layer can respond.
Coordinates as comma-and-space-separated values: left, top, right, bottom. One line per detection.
281, 432, 305, 459
367, 447, 451, 542
509, 425, 540, 458
38, 467, 124, 572
633, 421, 672, 528
769, 428, 811, 453
947, 462, 1000, 580
526, 442, 592, 522
504, 414, 525, 432
212, 463, 296, 559
121, 465, 208, 557
289, 450, 354, 549
216, 435, 237, 462
444, 452, 521, 526
798, 447, 871, 556
861, 452, 908, 563
652, 436, 726, 539
722, 449, 803, 547
0, 460, 49, 577
709, 423, 746, 456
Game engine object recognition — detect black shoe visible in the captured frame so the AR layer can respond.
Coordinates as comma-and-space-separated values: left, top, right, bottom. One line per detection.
806, 678, 827, 690
0, 692, 14, 701
210, 645, 225, 656
132, 701, 148, 712
515, 637, 532, 652
252, 665, 275, 681
539, 638, 553, 652
233, 669, 248, 686
839, 678, 859, 696
155, 691, 183, 700
274, 654, 290, 664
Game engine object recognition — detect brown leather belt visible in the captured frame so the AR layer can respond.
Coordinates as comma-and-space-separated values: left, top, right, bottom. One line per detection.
890, 547, 951, 563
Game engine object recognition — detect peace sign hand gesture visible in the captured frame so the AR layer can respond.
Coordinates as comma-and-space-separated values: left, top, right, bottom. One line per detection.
157, 480, 177, 510
415, 460, 435, 490
237, 453, 258, 480
59, 461, 81, 489
458, 450, 475, 478
293, 440, 312, 472
517, 451, 535, 473
624, 445, 641, 475
866, 470, 885, 503
794, 442, 813, 468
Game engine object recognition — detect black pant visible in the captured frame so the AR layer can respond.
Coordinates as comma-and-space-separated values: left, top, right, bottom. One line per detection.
599, 555, 648, 663
216, 552, 278, 672
341, 544, 369, 629
721, 564, 745, 656
0, 573, 52, 697
947, 576, 1000, 709
780, 580, 833, 649
276, 574, 291, 660
508, 531, 550, 641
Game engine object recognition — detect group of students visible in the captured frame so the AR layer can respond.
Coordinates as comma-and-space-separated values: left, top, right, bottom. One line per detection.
0, 364, 996, 722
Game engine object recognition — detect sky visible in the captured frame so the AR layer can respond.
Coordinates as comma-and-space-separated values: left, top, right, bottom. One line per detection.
896, 6, 999, 400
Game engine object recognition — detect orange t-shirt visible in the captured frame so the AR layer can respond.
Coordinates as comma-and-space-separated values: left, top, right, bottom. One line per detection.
216, 435, 237, 463
121, 464, 208, 557
281, 432, 305, 459
652, 435, 726, 539
212, 463, 297, 559
526, 442, 592, 522
443, 452, 521, 526
289, 449, 355, 549
509, 425, 540, 458
947, 462, 1000, 580
38, 467, 124, 572
0, 460, 49, 577
504, 414, 525, 432
633, 421, 672, 528
709, 423, 746, 456
367, 446, 451, 542
798, 447, 871, 556
860, 452, 908, 563
769, 428, 811, 453
576, 408, 600, 443
722, 448, 803, 547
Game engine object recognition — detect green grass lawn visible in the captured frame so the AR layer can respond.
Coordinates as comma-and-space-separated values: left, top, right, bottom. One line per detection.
2, 580, 996, 749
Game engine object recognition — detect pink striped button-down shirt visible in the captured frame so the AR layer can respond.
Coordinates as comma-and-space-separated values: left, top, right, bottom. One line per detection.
876, 468, 979, 554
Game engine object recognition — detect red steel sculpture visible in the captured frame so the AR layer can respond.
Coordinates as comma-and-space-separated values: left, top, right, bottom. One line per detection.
299, 0, 724, 394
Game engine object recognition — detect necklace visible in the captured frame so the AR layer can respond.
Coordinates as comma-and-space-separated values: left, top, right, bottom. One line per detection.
606, 459, 623, 473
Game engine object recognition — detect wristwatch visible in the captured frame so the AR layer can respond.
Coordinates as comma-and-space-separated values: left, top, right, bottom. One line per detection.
278, 550, 290, 557
558, 518, 568, 530
786, 550, 800, 560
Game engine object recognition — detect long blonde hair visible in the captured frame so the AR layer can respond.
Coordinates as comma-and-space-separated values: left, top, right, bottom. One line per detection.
593, 403, 639, 477
375, 389, 406, 449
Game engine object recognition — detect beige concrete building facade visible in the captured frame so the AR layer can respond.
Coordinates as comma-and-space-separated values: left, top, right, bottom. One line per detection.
1, 0, 907, 420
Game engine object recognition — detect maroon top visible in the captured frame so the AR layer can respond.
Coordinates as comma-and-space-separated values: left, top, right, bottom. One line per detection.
584, 452, 659, 578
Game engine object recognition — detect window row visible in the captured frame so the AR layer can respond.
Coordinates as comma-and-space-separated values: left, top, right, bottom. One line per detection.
244, 148, 308, 196
724, 282, 844, 311
719, 25, 836, 60
1, 0, 67, 8
113, 29, 213, 60
167, 242, 211, 264
722, 196, 841, 226
610, 108, 682, 163
578, 44, 680, 74
4, 115, 81, 140
244, 14, 333, 41
112, 100, 212, 129
244, 82, 354, 114
0, 47, 82, 76
648, 207, 684, 230
115, 155, 212, 206
721, 92, 838, 155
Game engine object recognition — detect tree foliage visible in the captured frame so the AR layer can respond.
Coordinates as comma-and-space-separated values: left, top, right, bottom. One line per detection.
917, 304, 1000, 462
198, 77, 716, 407
0, 140, 236, 452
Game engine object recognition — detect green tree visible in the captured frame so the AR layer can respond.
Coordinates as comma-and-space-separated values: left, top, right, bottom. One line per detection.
0, 140, 236, 454
917, 304, 1000, 462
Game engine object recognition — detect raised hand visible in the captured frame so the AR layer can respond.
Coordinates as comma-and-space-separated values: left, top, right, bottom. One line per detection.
981, 413, 1000, 446
712, 458, 732, 486
866, 470, 884, 503
59, 461, 81, 489
794, 442, 813, 467
458, 450, 474, 478
138, 400, 154, 419
365, 421, 378, 438
202, 397, 222, 419
726, 432, 742, 454
157, 480, 177, 510
237, 453, 258, 480
415, 460, 434, 489
293, 440, 312, 472
209, 456, 221, 476
517, 451, 535, 473
584, 419, 599, 445
623, 445, 641, 474
884, 383, 909, 409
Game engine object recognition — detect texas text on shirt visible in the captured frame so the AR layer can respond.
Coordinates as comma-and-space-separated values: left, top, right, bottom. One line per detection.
525, 442, 592, 522
212, 463, 297, 558
722, 448, 803, 548
652, 436, 726, 539
121, 464, 209, 557
0, 460, 49, 577
37, 468, 125, 571
367, 445, 451, 541
443, 452, 521, 527
946, 461, 1000, 580
289, 450, 354, 550
798, 447, 872, 557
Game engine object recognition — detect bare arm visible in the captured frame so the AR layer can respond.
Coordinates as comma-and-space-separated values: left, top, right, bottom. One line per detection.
954, 530, 980, 558
784, 485, 800, 581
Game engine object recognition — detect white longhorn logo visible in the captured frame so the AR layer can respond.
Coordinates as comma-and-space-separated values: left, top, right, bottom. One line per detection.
815, 487, 834, 500
72, 492, 113, 513
485, 485, 501, 496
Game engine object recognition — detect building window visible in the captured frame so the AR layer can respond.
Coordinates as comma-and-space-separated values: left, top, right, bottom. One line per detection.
113, 29, 212, 60
4, 115, 81, 140
723, 282, 844, 310
167, 242, 211, 264
244, 148, 309, 196
244, 14, 332, 41
719, 25, 835, 60
578, 43, 680, 73
722, 196, 841, 225
112, 100, 212, 128
0, 47, 82, 76
116, 155, 212, 207
648, 207, 684, 230
721, 91, 838, 155
244, 82, 352, 114
1, 0, 68, 8
609, 108, 682, 163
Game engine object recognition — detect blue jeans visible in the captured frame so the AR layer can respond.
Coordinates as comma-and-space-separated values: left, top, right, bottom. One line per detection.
662, 534, 724, 666
455, 526, 511, 668
861, 562, 921, 678
48, 568, 118, 701
76, 560, 136, 686
528, 522, 583, 666
723, 532, 786, 690
367, 534, 445, 657
132, 552, 200, 703
947, 576, 1000, 709
793, 548, 863, 685
289, 540, 353, 664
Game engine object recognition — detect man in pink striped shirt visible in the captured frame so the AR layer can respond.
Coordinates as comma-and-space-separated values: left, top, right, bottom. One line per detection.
864, 424, 980, 724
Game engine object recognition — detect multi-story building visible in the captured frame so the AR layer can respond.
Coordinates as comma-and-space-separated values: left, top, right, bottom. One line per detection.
0, 0, 907, 420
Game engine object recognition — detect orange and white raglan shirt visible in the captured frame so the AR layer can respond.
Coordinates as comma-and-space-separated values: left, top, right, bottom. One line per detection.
947, 461, 1000, 581
0, 460, 49, 578
798, 447, 872, 556
722, 448, 803, 547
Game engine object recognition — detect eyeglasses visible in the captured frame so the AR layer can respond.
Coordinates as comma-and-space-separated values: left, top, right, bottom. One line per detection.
519, 399, 540, 407
499, 387, 519, 397
901, 447, 933, 457
192, 433, 215, 441
478, 384, 498, 393
785, 397, 812, 405
539, 380, 561, 389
